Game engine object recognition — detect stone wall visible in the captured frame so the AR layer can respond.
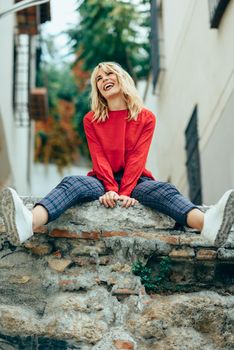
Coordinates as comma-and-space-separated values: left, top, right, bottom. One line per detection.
0, 198, 233, 350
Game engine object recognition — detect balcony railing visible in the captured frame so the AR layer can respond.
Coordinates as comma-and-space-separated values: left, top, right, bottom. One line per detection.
208, 0, 230, 28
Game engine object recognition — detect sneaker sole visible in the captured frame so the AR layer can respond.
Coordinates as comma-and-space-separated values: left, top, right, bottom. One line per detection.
214, 190, 234, 246
1, 188, 21, 245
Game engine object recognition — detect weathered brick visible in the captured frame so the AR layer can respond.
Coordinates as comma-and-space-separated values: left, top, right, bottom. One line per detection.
113, 340, 134, 349
132, 232, 179, 245
156, 235, 179, 245
179, 234, 211, 247
34, 225, 48, 234
102, 231, 128, 237
48, 258, 72, 272
112, 288, 139, 296
72, 256, 110, 266
53, 250, 62, 258
49, 229, 100, 240
196, 249, 217, 260
169, 248, 195, 259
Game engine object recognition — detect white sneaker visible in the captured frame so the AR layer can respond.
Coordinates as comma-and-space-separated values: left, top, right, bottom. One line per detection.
201, 189, 234, 246
0, 187, 33, 245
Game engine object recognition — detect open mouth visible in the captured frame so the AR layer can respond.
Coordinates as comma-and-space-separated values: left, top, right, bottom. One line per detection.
104, 83, 114, 91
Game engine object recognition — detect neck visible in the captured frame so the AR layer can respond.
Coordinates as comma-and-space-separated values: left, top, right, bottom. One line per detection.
107, 95, 127, 111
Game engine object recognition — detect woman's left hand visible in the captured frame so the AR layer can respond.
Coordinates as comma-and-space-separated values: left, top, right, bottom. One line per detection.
118, 195, 138, 208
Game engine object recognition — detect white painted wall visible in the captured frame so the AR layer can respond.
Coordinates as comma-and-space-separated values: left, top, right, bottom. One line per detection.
145, 0, 234, 203
0, 0, 31, 194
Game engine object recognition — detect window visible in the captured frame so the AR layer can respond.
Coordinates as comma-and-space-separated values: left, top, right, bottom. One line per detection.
208, 0, 231, 28
185, 106, 203, 205
13, 34, 31, 127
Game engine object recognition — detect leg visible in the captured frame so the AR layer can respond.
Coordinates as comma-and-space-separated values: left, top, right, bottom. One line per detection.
132, 180, 199, 227
34, 175, 105, 226
132, 180, 234, 246
32, 205, 48, 230
187, 208, 204, 230
0, 176, 105, 245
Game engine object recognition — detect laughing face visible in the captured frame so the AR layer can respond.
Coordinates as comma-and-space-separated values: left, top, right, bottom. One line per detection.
96, 68, 121, 100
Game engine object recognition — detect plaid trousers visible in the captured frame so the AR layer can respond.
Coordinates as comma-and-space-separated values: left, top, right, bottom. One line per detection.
37, 175, 197, 226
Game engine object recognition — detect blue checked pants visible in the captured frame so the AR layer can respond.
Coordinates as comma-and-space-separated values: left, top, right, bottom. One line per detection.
37, 175, 197, 226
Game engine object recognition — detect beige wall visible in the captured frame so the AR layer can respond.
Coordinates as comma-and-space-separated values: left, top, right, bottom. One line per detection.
145, 0, 234, 204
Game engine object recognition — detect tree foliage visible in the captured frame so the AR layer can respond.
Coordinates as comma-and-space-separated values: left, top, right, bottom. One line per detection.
68, 0, 151, 80
35, 37, 83, 169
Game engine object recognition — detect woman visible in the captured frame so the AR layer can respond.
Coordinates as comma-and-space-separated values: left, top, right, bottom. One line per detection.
0, 62, 233, 246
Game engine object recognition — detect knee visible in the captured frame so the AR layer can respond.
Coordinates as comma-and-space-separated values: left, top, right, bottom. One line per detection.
133, 181, 177, 201
60, 176, 81, 187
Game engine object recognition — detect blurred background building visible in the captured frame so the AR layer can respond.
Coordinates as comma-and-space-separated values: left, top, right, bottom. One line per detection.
145, 0, 234, 204
0, 0, 50, 193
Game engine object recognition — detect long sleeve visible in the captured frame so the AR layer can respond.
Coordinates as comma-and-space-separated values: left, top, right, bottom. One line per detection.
83, 114, 119, 192
119, 114, 156, 196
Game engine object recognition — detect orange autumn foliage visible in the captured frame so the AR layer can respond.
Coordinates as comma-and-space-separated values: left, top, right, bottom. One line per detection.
34, 99, 82, 171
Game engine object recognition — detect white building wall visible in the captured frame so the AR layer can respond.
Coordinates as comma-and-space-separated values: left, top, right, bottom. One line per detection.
145, 0, 234, 204
0, 0, 31, 194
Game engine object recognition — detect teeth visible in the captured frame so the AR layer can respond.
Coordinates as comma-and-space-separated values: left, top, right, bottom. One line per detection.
104, 83, 114, 91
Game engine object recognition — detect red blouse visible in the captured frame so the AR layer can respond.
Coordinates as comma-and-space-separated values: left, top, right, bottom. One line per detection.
83, 108, 156, 196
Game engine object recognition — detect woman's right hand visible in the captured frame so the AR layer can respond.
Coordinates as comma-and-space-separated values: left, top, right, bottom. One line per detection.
99, 191, 119, 208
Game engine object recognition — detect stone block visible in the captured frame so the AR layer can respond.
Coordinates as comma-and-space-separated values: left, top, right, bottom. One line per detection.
169, 248, 195, 259
72, 256, 110, 266
70, 241, 107, 256
111, 263, 132, 273
132, 232, 180, 245
0, 223, 5, 234
45, 200, 176, 235
48, 258, 72, 272
24, 240, 53, 256
217, 248, 234, 260
196, 249, 217, 260
179, 234, 211, 247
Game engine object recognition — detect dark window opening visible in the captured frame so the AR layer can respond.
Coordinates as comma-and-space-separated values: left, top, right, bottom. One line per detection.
185, 106, 203, 205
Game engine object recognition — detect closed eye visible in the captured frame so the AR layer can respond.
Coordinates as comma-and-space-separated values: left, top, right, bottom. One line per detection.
96, 76, 102, 82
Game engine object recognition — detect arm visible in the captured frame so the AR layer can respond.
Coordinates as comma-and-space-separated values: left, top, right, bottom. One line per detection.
83, 115, 119, 193
119, 113, 156, 196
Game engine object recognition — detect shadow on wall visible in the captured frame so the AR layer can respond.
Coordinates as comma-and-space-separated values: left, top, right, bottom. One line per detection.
0, 111, 12, 187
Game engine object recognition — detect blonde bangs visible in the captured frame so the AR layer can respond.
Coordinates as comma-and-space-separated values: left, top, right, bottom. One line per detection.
90, 62, 143, 122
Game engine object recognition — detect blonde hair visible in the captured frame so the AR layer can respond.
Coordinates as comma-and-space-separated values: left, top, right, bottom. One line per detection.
90, 62, 143, 122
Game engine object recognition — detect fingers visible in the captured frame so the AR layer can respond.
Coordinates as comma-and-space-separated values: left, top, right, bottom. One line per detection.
99, 192, 138, 209
119, 195, 138, 208
99, 191, 119, 208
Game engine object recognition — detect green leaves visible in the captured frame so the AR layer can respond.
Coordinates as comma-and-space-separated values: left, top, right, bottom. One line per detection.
132, 257, 172, 293
67, 0, 151, 79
